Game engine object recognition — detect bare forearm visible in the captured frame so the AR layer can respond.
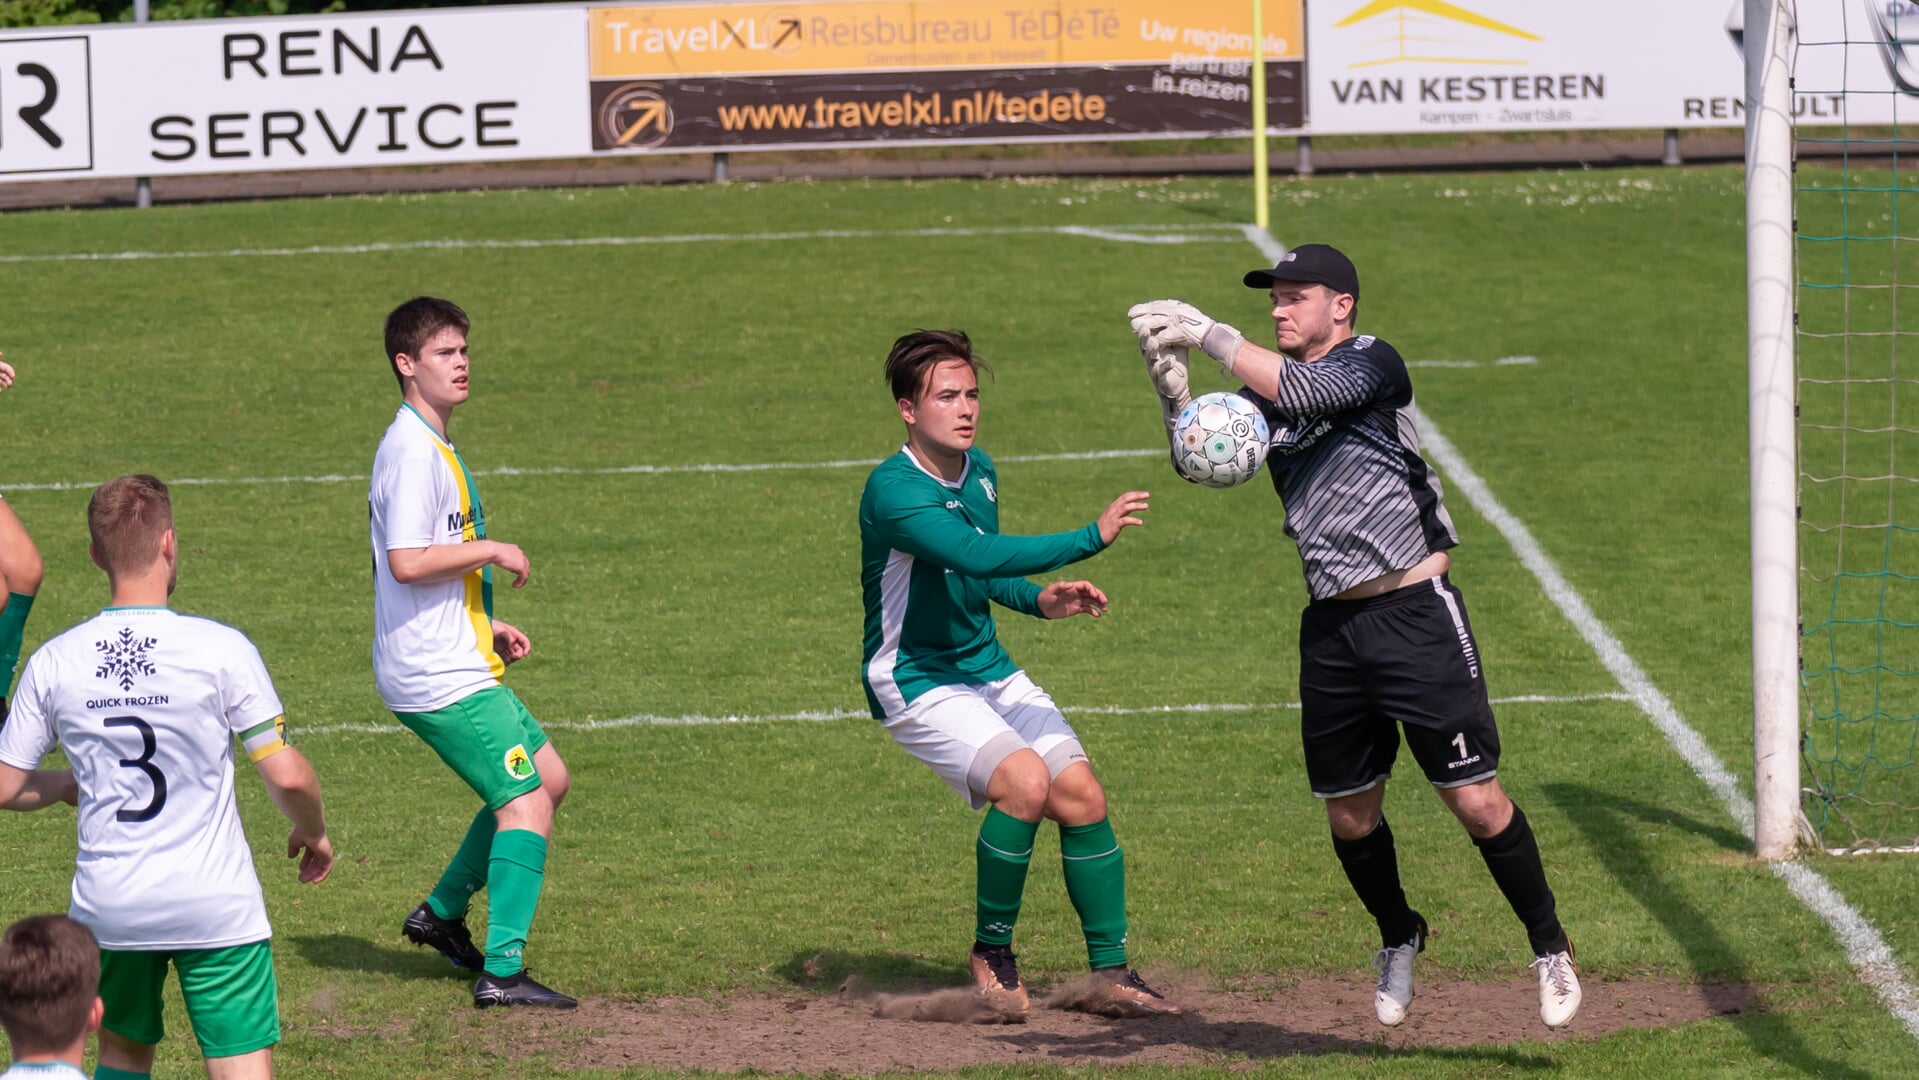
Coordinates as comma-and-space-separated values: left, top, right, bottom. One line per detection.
0, 769, 74, 811
261, 753, 328, 837
387, 542, 496, 585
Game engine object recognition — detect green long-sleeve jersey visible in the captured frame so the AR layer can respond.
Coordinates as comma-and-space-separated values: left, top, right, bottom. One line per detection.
859, 445, 1106, 717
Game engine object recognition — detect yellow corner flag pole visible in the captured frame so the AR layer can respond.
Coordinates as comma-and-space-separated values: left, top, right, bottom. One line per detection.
1251, 0, 1270, 228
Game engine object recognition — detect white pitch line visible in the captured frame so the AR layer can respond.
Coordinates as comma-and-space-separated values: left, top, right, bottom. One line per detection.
0, 223, 1246, 266
296, 692, 1628, 737
0, 448, 1165, 495
1242, 222, 1288, 263
1407, 357, 1541, 369
1412, 405, 1919, 1041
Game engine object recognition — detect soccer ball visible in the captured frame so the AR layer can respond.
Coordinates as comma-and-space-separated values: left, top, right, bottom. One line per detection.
1171, 392, 1270, 488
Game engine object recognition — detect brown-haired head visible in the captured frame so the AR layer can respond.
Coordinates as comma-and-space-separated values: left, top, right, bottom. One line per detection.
87, 475, 173, 582
385, 297, 470, 392
884, 329, 991, 406
0, 915, 100, 1055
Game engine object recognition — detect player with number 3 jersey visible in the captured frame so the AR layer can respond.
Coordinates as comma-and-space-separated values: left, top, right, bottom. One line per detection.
0, 474, 332, 1080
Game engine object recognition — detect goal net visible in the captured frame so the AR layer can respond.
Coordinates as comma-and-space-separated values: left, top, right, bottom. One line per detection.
1777, 0, 1919, 853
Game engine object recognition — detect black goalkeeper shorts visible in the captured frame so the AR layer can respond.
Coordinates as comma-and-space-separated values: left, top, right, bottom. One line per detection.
1297, 574, 1501, 799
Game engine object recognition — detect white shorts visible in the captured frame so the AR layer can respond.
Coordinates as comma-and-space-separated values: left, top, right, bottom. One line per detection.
882, 670, 1088, 810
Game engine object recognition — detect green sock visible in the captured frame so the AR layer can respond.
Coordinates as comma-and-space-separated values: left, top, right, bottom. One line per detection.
427, 808, 496, 920
0, 591, 34, 695
95, 1067, 151, 1080
975, 807, 1039, 946
482, 828, 548, 978
1060, 818, 1130, 970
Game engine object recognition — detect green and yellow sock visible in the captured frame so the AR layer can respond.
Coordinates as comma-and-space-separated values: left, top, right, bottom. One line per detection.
483, 829, 548, 978
427, 808, 496, 920
975, 807, 1039, 946
1060, 817, 1130, 970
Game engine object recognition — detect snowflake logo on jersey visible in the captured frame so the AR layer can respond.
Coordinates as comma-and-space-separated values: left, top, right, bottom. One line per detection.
978, 476, 997, 503
95, 628, 158, 691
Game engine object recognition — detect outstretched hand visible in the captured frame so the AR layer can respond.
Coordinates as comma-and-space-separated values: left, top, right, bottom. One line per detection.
1142, 343, 1192, 420
0, 353, 14, 392
1097, 490, 1150, 545
1129, 299, 1245, 368
1129, 300, 1217, 352
1038, 580, 1108, 619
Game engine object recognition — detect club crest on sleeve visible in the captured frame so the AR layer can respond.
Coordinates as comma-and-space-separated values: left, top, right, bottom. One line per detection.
978, 477, 997, 503
504, 744, 534, 780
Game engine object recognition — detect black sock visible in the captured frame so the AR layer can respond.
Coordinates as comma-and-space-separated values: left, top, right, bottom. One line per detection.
1331, 816, 1423, 948
1473, 803, 1566, 956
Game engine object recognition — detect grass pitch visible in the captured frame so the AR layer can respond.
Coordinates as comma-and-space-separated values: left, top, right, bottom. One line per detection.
1, 165, 1916, 1076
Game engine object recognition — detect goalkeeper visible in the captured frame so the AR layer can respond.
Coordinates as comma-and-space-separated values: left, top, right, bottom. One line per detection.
1128, 245, 1581, 1031
859, 329, 1178, 1022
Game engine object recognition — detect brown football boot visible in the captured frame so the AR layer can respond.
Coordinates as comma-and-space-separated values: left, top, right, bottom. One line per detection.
1083, 967, 1183, 1017
969, 943, 1030, 1021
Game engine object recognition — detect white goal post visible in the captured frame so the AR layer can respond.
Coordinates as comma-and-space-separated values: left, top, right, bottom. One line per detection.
1747, 0, 1800, 861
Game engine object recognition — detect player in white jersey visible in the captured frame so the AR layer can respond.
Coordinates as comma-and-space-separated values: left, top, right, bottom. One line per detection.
0, 915, 102, 1080
1, 351, 48, 726
0, 475, 333, 1080
372, 297, 576, 1010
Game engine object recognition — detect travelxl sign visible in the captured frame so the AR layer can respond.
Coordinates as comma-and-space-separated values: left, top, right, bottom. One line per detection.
585, 0, 1305, 153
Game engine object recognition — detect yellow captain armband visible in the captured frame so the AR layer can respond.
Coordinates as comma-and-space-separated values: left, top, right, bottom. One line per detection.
240, 716, 291, 763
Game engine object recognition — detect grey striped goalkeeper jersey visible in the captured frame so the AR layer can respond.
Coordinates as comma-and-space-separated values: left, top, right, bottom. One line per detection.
1244, 334, 1458, 600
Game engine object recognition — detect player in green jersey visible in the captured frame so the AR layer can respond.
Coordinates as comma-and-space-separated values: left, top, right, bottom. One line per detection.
858, 329, 1177, 1022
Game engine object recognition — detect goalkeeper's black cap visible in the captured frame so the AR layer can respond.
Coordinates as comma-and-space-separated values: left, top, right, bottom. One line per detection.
1243, 244, 1360, 299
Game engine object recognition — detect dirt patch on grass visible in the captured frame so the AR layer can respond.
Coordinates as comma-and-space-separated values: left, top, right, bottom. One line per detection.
511, 974, 1758, 1072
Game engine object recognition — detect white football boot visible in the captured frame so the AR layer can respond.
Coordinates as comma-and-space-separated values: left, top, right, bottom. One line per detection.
1372, 921, 1425, 1026
1531, 942, 1582, 1029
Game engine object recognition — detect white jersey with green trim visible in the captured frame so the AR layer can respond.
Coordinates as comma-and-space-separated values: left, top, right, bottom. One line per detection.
369, 405, 504, 714
0, 608, 289, 950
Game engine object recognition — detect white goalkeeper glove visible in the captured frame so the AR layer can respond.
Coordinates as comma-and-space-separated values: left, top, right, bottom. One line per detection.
1143, 344, 1192, 431
1128, 299, 1246, 373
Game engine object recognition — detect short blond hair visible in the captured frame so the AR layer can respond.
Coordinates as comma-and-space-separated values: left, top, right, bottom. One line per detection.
87, 475, 172, 578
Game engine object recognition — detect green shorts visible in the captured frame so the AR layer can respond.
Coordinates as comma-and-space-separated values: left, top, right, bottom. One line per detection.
396, 685, 551, 810
99, 940, 279, 1058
